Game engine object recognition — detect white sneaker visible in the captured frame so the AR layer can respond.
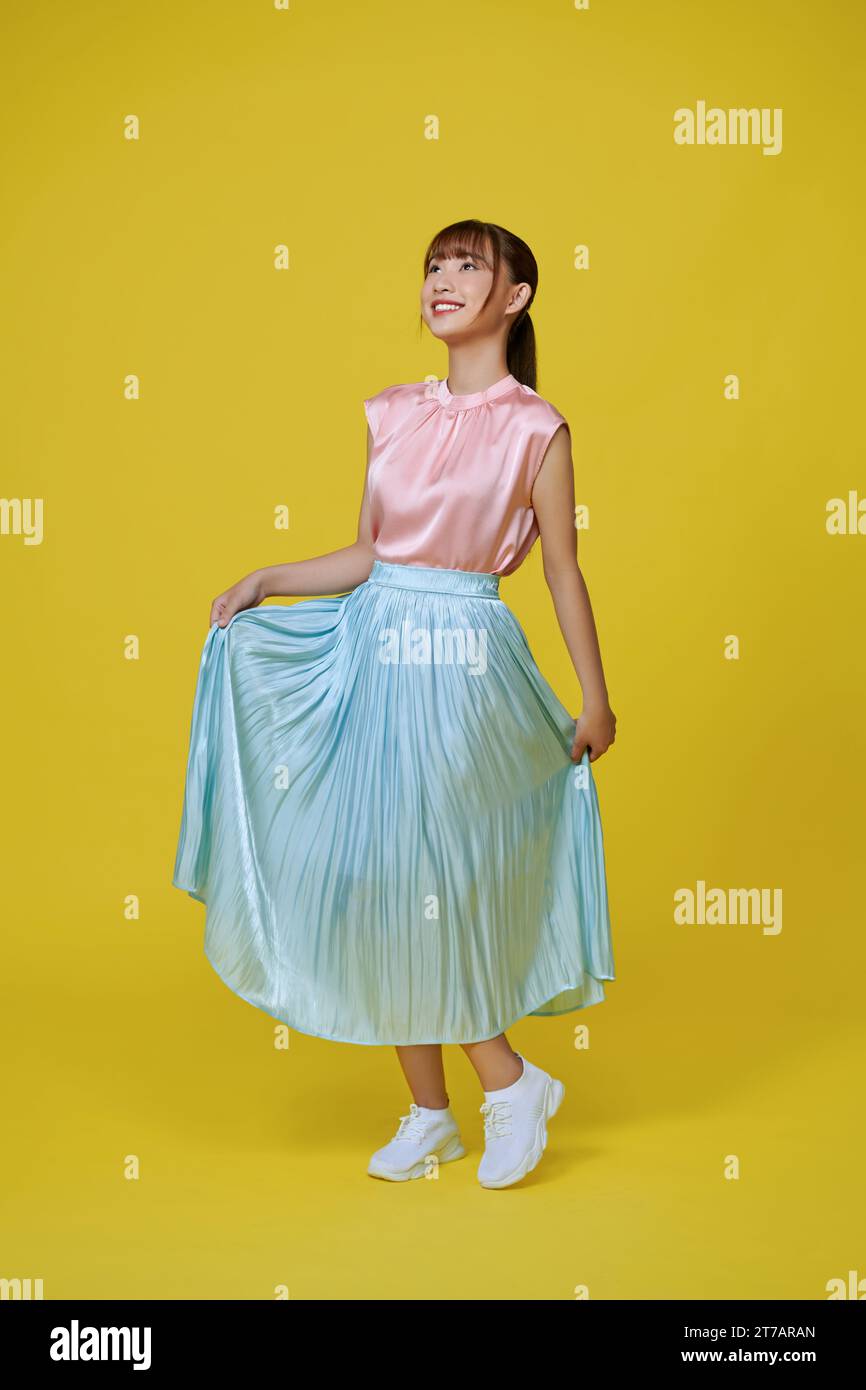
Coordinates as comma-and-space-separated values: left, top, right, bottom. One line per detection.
477, 1053, 565, 1189
367, 1103, 466, 1181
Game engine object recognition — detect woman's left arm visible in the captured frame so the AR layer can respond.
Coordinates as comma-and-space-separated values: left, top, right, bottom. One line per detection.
530, 424, 617, 764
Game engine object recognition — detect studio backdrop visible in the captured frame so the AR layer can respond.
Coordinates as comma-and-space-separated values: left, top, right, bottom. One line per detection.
1, 0, 863, 1301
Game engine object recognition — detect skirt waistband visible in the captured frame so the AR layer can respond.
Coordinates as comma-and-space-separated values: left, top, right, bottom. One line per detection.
367, 560, 501, 598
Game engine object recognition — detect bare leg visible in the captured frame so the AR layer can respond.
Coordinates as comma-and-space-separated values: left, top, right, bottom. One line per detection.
395, 1044, 449, 1108
460, 1035, 523, 1091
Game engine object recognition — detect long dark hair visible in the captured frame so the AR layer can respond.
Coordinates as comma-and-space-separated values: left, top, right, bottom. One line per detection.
420, 219, 539, 390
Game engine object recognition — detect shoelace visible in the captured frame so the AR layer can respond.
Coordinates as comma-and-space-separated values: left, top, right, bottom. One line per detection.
394, 1103, 429, 1143
480, 1099, 512, 1139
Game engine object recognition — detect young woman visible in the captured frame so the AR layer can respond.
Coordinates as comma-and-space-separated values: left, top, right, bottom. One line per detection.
173, 219, 616, 1190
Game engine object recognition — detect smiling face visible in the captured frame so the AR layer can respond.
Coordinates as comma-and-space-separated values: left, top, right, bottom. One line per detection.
420, 240, 529, 343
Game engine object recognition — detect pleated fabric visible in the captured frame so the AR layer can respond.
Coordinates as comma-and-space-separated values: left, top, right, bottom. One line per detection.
173, 560, 615, 1045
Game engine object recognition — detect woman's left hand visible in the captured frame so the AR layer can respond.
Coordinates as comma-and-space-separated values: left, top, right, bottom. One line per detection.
570, 702, 617, 763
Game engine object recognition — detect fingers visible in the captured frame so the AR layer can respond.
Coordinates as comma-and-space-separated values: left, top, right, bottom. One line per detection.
210, 597, 231, 628
588, 740, 614, 763
571, 710, 617, 764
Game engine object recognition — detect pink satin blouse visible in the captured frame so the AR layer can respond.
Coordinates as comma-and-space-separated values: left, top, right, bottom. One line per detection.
363, 372, 570, 577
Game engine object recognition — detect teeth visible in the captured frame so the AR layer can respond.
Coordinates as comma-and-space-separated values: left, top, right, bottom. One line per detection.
434, 304, 462, 312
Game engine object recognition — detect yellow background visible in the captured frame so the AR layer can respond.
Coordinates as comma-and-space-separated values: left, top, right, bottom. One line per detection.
2, 0, 864, 1300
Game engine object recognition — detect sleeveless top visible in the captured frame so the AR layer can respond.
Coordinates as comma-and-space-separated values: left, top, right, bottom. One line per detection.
363, 372, 570, 577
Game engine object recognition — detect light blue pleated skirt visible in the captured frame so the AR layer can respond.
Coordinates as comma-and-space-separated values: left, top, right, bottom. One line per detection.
172, 559, 615, 1045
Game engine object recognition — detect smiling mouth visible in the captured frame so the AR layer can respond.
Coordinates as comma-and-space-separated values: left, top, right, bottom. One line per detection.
432, 302, 464, 314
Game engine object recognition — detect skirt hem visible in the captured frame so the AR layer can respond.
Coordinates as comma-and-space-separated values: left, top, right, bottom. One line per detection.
199, 928, 613, 1048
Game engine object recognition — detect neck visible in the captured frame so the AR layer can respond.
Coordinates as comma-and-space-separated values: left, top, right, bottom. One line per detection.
444, 346, 510, 396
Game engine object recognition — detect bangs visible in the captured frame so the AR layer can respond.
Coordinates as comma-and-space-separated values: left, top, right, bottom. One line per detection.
424, 226, 495, 274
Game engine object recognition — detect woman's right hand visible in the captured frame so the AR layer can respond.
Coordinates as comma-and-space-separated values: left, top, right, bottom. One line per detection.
209, 571, 264, 628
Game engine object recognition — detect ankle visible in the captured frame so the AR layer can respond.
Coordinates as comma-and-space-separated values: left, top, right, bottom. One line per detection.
479, 1051, 523, 1092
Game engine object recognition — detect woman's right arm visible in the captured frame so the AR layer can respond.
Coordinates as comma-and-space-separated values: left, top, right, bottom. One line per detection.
209, 426, 377, 628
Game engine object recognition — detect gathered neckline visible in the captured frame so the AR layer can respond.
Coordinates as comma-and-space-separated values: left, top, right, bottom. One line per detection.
435, 372, 519, 412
